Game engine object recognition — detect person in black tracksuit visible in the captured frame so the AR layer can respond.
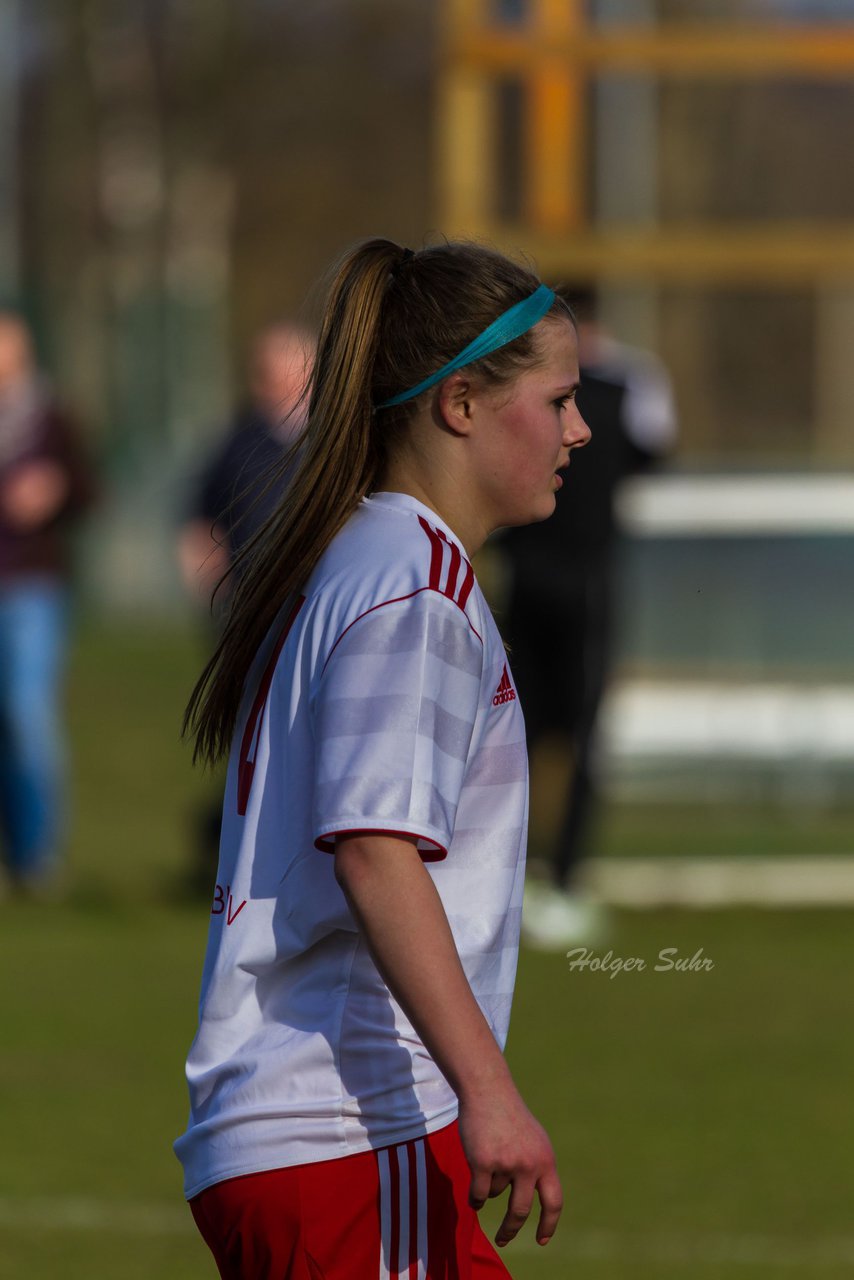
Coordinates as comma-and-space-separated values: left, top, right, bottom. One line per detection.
499, 289, 676, 938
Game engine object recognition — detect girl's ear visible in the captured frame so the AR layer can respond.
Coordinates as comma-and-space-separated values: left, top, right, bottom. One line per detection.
435, 373, 475, 437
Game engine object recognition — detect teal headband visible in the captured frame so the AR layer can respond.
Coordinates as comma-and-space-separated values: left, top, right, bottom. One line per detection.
376, 283, 556, 410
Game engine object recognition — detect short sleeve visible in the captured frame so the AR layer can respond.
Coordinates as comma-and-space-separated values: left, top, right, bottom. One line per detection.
312, 591, 484, 860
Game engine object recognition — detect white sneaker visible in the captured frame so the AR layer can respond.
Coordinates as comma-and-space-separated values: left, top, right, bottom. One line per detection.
522, 881, 609, 951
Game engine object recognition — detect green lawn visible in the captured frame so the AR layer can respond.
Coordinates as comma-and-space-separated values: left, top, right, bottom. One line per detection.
1, 621, 851, 1280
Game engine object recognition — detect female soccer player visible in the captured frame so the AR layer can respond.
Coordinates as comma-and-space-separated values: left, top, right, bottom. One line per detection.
176, 238, 590, 1278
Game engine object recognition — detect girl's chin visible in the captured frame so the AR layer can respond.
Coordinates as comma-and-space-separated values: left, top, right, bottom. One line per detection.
526, 494, 558, 524
496, 490, 558, 528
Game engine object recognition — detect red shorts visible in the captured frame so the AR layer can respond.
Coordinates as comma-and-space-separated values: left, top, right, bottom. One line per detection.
189, 1120, 512, 1279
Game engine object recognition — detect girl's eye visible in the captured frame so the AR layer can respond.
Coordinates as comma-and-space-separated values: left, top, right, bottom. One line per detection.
554, 395, 570, 410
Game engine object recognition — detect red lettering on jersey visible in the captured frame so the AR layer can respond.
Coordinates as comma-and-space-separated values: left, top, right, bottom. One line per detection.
226, 895, 247, 926
211, 882, 247, 924
237, 594, 306, 815
492, 663, 517, 706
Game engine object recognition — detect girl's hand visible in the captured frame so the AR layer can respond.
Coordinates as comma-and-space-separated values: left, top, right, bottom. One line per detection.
458, 1083, 563, 1248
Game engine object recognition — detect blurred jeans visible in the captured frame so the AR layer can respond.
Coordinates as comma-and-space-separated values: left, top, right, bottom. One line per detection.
0, 578, 68, 881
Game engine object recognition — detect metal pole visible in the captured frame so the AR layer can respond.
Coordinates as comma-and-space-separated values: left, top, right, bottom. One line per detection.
592, 0, 660, 350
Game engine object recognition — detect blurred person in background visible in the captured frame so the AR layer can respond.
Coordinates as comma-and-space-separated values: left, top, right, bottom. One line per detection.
177, 321, 315, 890
178, 320, 316, 610
0, 309, 96, 895
500, 285, 677, 949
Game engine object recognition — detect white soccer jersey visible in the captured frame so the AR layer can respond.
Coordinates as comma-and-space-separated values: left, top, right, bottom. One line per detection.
175, 491, 529, 1199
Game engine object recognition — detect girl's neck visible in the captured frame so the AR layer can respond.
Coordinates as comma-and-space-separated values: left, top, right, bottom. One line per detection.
374, 466, 489, 558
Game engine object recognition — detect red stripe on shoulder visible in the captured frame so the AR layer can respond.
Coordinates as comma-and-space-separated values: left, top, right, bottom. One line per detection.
417, 514, 479, 623
456, 559, 475, 612
444, 541, 461, 601
418, 515, 445, 592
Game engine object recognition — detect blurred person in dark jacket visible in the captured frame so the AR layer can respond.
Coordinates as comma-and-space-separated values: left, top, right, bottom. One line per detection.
500, 287, 677, 948
0, 310, 96, 894
177, 321, 314, 890
177, 322, 315, 610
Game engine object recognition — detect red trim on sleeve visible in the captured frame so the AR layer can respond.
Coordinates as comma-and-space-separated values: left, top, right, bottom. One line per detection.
314, 828, 448, 862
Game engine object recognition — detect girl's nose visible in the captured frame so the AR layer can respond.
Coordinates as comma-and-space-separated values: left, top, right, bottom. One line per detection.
566, 406, 591, 449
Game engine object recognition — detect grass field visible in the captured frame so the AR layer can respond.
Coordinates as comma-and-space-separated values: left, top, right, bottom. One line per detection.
1, 621, 852, 1279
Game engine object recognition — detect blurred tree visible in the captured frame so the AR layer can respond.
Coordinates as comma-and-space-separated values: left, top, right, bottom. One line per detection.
16, 0, 433, 472
227, 0, 433, 352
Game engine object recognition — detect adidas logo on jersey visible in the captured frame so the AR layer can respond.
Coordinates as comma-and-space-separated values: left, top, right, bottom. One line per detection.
492, 663, 517, 706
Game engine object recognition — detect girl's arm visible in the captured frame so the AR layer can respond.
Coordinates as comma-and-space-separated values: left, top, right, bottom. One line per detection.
334, 832, 563, 1250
